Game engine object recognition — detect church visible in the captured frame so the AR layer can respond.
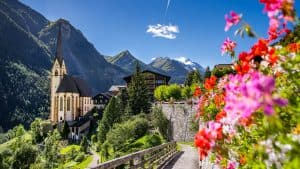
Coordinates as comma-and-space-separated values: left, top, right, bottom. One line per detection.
50, 22, 94, 139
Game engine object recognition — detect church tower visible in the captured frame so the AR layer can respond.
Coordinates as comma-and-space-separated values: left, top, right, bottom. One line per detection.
50, 23, 67, 122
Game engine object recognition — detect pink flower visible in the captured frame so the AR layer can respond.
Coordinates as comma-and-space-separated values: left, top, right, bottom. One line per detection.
260, 0, 283, 18
224, 71, 288, 122
227, 161, 238, 169
221, 38, 237, 56
225, 11, 242, 31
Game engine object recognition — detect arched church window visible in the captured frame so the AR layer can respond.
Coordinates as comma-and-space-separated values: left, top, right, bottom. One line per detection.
60, 97, 63, 111
67, 97, 71, 111
55, 70, 58, 76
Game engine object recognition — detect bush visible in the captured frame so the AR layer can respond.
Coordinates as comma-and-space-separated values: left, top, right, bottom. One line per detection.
74, 153, 85, 162
151, 106, 169, 140
105, 116, 149, 152
154, 84, 183, 101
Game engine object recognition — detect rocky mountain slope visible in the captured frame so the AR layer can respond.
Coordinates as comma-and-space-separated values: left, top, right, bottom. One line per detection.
150, 57, 204, 83
0, 0, 126, 130
106, 52, 205, 83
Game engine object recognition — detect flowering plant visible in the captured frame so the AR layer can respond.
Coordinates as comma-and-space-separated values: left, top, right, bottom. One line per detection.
194, 0, 300, 168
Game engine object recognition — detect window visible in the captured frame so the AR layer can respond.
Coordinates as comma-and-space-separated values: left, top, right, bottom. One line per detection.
60, 97, 63, 111
156, 80, 164, 84
55, 70, 58, 76
67, 97, 70, 111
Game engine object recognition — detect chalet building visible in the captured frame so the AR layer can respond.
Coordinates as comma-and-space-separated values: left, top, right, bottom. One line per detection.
213, 64, 233, 70
50, 22, 94, 140
108, 85, 126, 95
123, 70, 171, 94
93, 92, 113, 109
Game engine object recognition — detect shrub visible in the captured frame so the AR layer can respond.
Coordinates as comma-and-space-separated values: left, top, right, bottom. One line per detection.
74, 153, 85, 162
105, 116, 149, 152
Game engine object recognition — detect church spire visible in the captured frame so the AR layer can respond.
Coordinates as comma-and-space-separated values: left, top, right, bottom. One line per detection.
55, 22, 63, 65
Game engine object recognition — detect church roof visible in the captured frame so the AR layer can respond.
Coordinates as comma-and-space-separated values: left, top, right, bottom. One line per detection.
54, 22, 64, 65
56, 75, 92, 97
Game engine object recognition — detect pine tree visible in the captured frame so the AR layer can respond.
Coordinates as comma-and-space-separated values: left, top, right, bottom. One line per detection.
204, 66, 211, 78
61, 121, 70, 139
80, 136, 89, 153
97, 97, 121, 143
118, 88, 129, 114
127, 63, 151, 115
184, 70, 202, 86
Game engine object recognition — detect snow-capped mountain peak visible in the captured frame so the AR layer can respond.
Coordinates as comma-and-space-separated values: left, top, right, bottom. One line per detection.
175, 56, 193, 66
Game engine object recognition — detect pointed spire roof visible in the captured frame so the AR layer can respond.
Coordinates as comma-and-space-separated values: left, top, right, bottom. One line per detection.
54, 22, 63, 65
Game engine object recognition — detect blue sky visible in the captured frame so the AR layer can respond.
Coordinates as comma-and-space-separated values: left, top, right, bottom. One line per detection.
21, 0, 300, 68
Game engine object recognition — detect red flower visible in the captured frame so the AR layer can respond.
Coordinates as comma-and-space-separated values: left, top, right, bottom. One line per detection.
287, 43, 300, 53
238, 52, 253, 62
194, 129, 212, 160
239, 155, 247, 165
250, 39, 269, 57
193, 86, 202, 97
216, 111, 227, 122
204, 76, 217, 90
266, 47, 279, 65
214, 93, 225, 108
234, 61, 250, 75
238, 117, 252, 127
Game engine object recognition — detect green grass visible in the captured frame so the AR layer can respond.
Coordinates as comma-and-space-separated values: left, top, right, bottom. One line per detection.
62, 155, 93, 169
177, 141, 195, 147
60, 145, 81, 155
74, 155, 93, 169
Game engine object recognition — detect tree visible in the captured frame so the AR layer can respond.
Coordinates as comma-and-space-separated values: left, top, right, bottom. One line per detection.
154, 85, 167, 101
184, 70, 202, 86
80, 136, 89, 153
31, 118, 42, 143
151, 106, 169, 139
30, 118, 52, 143
118, 88, 129, 113
11, 142, 38, 169
43, 129, 61, 169
165, 84, 182, 101
13, 124, 25, 137
61, 121, 70, 139
204, 66, 211, 78
97, 97, 122, 143
181, 86, 193, 99
127, 62, 151, 115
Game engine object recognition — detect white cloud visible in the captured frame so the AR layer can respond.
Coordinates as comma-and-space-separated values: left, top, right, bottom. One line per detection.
146, 24, 179, 39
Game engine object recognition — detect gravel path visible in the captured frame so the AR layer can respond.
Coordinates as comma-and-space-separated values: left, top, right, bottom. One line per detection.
163, 144, 199, 169
87, 149, 100, 169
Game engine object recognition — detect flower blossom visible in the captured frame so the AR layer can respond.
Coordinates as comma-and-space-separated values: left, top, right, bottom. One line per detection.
224, 71, 288, 125
204, 76, 217, 90
193, 86, 202, 97
225, 11, 242, 31
221, 38, 237, 56
194, 121, 223, 160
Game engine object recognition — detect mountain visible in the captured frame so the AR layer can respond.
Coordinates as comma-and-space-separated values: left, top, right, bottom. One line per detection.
150, 57, 204, 83
174, 57, 205, 73
0, 0, 126, 130
105, 50, 148, 72
105, 50, 166, 74
38, 19, 127, 93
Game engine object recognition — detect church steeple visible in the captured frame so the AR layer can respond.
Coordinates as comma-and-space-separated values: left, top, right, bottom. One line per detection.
55, 22, 63, 65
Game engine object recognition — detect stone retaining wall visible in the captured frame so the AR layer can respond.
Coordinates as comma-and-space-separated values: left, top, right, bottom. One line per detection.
154, 102, 197, 142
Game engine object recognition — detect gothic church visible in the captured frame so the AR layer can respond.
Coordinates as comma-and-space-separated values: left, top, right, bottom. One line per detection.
50, 22, 94, 129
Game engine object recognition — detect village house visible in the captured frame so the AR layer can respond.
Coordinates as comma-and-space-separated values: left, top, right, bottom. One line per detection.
123, 70, 171, 94
93, 92, 113, 109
